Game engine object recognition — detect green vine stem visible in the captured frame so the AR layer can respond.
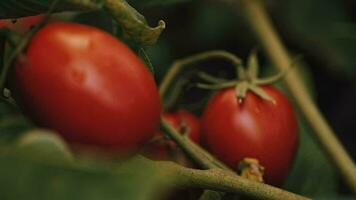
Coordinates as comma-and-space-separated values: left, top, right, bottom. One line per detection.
233, 0, 356, 193
161, 119, 228, 170
144, 157, 311, 200
159, 50, 242, 97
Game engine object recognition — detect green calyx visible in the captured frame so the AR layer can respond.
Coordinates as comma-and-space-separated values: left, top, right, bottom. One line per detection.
197, 51, 296, 104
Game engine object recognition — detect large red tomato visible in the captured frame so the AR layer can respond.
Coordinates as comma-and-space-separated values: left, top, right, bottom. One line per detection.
143, 110, 200, 162
201, 86, 298, 185
12, 23, 161, 154
0, 15, 43, 33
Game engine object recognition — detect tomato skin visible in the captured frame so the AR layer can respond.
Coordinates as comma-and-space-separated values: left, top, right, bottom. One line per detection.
0, 15, 43, 33
12, 22, 161, 154
143, 110, 200, 163
201, 86, 298, 185
163, 110, 201, 144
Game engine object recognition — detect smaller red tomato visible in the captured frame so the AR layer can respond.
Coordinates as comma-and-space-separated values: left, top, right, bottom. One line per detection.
143, 110, 200, 164
0, 15, 44, 33
201, 86, 298, 186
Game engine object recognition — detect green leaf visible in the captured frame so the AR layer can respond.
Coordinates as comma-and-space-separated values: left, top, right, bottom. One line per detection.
15, 129, 74, 163
283, 117, 339, 197
0, 101, 33, 142
0, 152, 170, 200
0, 0, 164, 46
104, 0, 165, 45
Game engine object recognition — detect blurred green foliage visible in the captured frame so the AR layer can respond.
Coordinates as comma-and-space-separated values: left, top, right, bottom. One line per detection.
0, 153, 168, 200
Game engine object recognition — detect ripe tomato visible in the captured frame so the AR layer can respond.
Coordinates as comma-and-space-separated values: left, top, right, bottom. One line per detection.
201, 86, 298, 185
0, 15, 43, 34
143, 110, 200, 163
12, 22, 161, 154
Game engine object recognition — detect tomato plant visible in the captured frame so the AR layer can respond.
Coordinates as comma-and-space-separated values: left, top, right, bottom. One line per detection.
201, 86, 298, 185
1, 1, 355, 200
11, 22, 161, 153
143, 110, 200, 164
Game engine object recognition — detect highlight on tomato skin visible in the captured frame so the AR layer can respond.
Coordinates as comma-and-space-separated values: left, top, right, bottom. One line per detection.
201, 86, 299, 186
11, 22, 162, 155
0, 15, 44, 34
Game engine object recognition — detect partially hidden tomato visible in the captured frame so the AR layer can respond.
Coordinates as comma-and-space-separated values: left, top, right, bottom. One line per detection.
0, 15, 44, 34
12, 22, 161, 154
201, 86, 298, 186
143, 110, 200, 164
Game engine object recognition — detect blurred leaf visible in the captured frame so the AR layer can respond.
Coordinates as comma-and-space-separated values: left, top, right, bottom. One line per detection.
15, 129, 73, 163
283, 117, 339, 197
0, 152, 170, 200
0, 101, 33, 141
0, 0, 164, 46
283, 0, 356, 78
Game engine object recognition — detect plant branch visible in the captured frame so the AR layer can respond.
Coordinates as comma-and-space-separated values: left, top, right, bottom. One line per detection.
232, 0, 356, 193
159, 50, 242, 98
149, 158, 311, 200
161, 118, 229, 170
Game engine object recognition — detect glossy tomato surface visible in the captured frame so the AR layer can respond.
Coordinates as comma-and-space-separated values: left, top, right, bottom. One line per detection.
0, 15, 43, 33
143, 110, 200, 162
12, 23, 161, 153
201, 86, 298, 185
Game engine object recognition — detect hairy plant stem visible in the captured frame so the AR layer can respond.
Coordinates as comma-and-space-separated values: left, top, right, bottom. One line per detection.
233, 0, 356, 193
159, 50, 242, 98
146, 156, 310, 200
161, 119, 229, 170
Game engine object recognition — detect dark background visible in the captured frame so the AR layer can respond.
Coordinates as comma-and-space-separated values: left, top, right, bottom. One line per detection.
134, 0, 356, 160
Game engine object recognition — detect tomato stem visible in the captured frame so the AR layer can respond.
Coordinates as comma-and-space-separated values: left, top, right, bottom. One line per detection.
235, 0, 356, 193
159, 50, 242, 98
161, 118, 229, 169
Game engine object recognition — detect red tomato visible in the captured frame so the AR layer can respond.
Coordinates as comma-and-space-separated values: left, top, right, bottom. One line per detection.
163, 110, 201, 144
0, 15, 43, 33
12, 23, 161, 154
143, 110, 200, 163
201, 86, 298, 185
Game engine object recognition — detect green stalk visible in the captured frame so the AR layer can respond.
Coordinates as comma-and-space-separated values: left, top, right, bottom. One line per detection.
151, 159, 311, 200
161, 119, 229, 170
159, 50, 242, 97
235, 0, 356, 193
